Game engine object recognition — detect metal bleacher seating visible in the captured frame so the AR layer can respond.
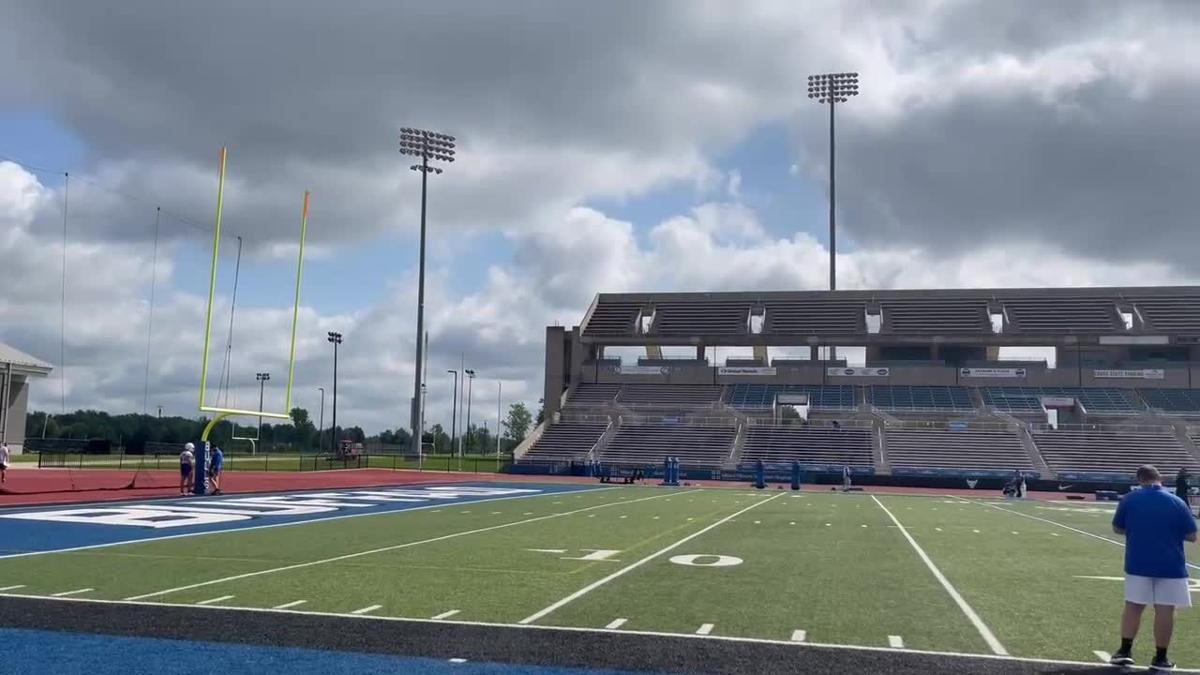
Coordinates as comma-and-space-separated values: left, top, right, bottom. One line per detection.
600, 424, 735, 468
868, 386, 974, 412
1140, 389, 1200, 414
885, 427, 1033, 473
1002, 297, 1120, 334
740, 425, 873, 468
725, 384, 856, 410
617, 384, 723, 408
650, 301, 752, 336
521, 422, 609, 463
1031, 428, 1199, 477
879, 298, 991, 334
982, 387, 1140, 414
564, 383, 622, 409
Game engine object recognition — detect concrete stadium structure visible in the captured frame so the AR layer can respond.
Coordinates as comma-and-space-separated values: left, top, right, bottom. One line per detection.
519, 286, 1200, 487
0, 342, 53, 454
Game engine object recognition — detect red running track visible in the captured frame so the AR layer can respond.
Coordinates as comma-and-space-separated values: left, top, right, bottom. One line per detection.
0, 468, 476, 507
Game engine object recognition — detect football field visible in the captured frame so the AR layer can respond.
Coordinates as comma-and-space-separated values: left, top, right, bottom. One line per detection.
0, 482, 1196, 671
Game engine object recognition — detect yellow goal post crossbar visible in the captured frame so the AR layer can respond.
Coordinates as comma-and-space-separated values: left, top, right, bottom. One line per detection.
198, 147, 309, 436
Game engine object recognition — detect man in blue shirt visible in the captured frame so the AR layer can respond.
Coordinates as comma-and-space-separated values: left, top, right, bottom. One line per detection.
1110, 465, 1197, 671
209, 445, 224, 495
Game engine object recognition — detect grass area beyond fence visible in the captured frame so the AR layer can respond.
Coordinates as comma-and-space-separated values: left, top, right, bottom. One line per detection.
33, 452, 511, 474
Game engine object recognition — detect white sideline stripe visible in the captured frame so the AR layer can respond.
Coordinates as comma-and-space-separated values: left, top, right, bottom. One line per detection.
888, 635, 904, 648
0, 585, 25, 591
605, 618, 627, 629
51, 588, 93, 597
351, 604, 382, 615
791, 629, 806, 642
0, 486, 619, 561
696, 623, 714, 635
948, 495, 1200, 571
433, 610, 460, 620
196, 595, 234, 606
124, 489, 694, 601
273, 600, 307, 610
519, 492, 784, 625
870, 496, 1007, 656
1094, 650, 1111, 663
6, 593, 1196, 673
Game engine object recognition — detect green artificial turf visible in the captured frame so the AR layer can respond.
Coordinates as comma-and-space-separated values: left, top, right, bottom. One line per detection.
2, 486, 1197, 668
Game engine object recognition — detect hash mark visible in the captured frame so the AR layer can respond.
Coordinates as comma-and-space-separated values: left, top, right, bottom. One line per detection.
273, 600, 307, 610
606, 618, 628, 629
433, 609, 460, 620
51, 588, 93, 597
351, 604, 382, 615
888, 635, 904, 648
696, 623, 714, 635
791, 629, 806, 642
195, 595, 234, 606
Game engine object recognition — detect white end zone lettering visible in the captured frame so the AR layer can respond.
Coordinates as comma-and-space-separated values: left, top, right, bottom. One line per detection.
1, 508, 252, 529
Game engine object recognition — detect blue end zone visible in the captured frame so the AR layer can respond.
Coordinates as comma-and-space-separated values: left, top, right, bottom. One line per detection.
0, 628, 644, 675
0, 482, 603, 557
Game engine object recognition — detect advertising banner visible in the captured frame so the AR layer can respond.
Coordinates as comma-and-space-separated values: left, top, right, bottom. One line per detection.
826, 367, 890, 377
1093, 369, 1165, 380
718, 367, 777, 376
959, 367, 1027, 378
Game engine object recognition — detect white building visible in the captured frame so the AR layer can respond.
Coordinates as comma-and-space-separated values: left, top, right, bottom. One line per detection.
0, 342, 53, 454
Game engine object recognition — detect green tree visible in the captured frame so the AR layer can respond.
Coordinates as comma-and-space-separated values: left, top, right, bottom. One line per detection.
503, 402, 533, 443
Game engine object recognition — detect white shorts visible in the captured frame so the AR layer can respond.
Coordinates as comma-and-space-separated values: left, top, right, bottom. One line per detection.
1125, 575, 1192, 608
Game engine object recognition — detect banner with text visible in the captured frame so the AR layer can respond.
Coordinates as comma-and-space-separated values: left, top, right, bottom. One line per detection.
826, 367, 890, 377
1093, 369, 1165, 380
613, 365, 670, 376
959, 367, 1027, 378
718, 367, 777, 376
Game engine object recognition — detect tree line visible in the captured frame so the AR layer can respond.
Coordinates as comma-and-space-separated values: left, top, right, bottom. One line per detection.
25, 401, 535, 455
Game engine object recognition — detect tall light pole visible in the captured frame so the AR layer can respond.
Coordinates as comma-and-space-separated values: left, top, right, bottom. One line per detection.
256, 372, 270, 443
496, 380, 502, 459
446, 369, 458, 457
317, 386, 325, 450
327, 331, 342, 454
808, 71, 858, 363
465, 369, 476, 454
808, 72, 858, 292
400, 127, 455, 458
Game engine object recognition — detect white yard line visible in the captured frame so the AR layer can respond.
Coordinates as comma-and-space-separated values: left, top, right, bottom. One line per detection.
5, 593, 1197, 673
350, 604, 382, 615
870, 495, 1007, 656
272, 600, 307, 610
1094, 650, 1112, 663
519, 492, 785, 625
0, 486, 618, 562
0, 585, 25, 591
433, 609, 460, 620
605, 618, 627, 630
948, 495, 1200, 571
195, 595, 234, 606
51, 587, 93, 597
124, 489, 696, 601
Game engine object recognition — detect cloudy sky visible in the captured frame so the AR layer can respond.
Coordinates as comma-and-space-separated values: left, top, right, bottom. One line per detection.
1, 0, 1198, 434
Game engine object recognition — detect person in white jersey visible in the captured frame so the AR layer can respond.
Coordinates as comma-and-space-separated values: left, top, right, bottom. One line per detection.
0, 442, 9, 484
179, 442, 195, 495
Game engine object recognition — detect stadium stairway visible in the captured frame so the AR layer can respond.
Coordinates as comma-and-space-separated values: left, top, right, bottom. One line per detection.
1171, 420, 1200, 465
728, 420, 749, 468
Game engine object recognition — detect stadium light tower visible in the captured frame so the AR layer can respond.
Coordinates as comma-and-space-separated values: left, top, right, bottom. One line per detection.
317, 386, 325, 447
807, 72, 859, 293
256, 372, 270, 442
464, 369, 476, 453
327, 331, 343, 454
400, 127, 455, 458
446, 369, 458, 455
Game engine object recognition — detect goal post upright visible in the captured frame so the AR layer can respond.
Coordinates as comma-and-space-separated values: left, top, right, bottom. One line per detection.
198, 148, 310, 444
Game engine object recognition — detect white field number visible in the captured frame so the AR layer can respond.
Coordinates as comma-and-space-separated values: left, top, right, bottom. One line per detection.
668, 554, 743, 567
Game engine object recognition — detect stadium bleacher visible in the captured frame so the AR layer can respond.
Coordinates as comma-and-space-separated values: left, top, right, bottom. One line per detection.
879, 298, 991, 334
740, 425, 873, 468
1140, 389, 1200, 414
563, 383, 622, 408
600, 423, 735, 468
617, 384, 723, 408
765, 299, 865, 335
982, 387, 1140, 414
1002, 297, 1120, 333
885, 427, 1032, 473
868, 386, 973, 412
725, 384, 856, 410
1031, 428, 1199, 477
521, 422, 609, 463
650, 301, 753, 337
